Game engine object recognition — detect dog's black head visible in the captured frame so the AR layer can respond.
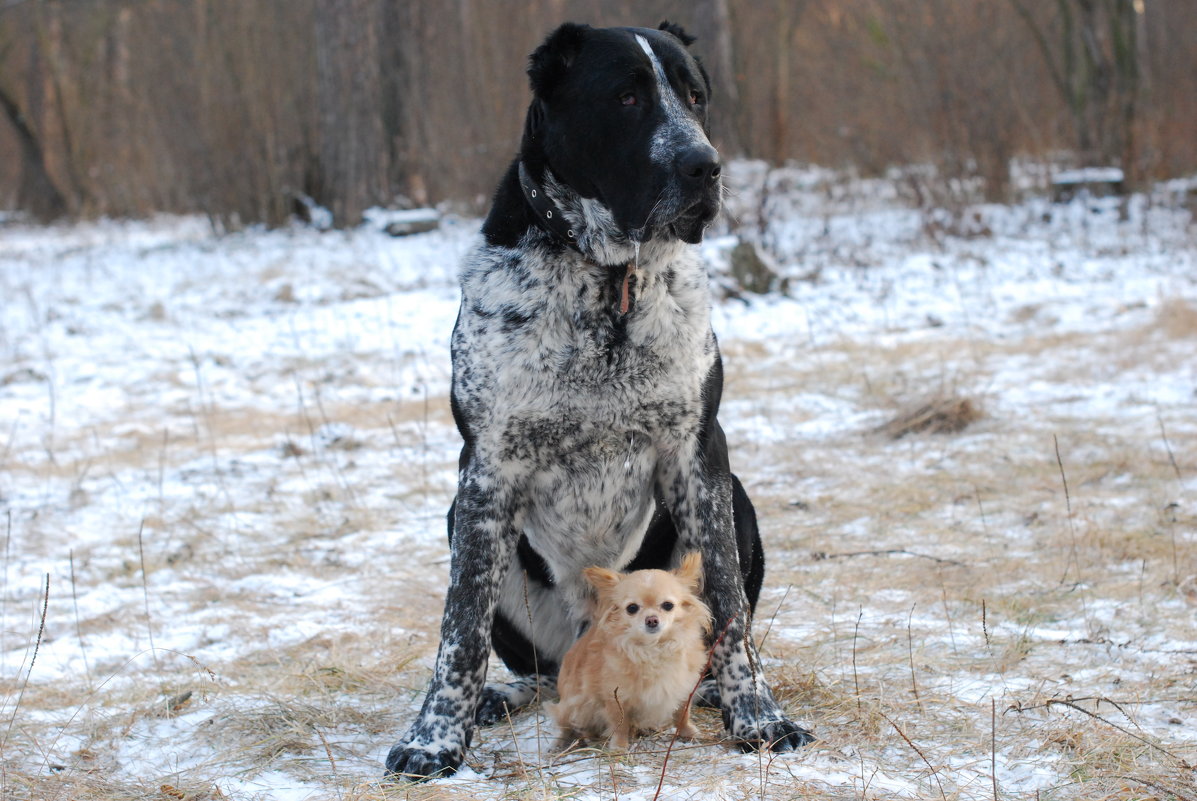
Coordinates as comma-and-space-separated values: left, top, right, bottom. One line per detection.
521, 22, 720, 246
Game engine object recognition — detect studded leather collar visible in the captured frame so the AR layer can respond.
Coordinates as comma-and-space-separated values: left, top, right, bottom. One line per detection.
517, 161, 581, 253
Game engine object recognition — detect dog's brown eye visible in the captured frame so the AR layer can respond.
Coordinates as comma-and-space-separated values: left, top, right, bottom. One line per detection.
620, 92, 637, 106
626, 603, 640, 615
661, 601, 674, 611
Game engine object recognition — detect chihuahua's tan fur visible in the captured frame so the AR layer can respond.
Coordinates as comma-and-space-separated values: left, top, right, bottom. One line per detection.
552, 552, 712, 749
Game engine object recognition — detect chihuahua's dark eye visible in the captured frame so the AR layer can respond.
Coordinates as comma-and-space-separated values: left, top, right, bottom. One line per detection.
626, 603, 640, 615
620, 91, 638, 106
661, 601, 675, 611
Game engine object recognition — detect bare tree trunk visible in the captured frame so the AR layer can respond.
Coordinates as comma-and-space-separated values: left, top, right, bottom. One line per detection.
1010, 0, 1141, 172
36, 3, 87, 212
687, 0, 742, 155
1109, 0, 1140, 185
772, 0, 791, 159
0, 82, 66, 222
314, 0, 389, 227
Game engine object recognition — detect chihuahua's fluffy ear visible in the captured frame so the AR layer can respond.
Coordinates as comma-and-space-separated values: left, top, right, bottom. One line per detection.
582, 566, 622, 594
674, 552, 703, 592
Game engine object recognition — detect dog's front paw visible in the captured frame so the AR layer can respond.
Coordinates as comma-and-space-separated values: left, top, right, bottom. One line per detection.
729, 716, 815, 753
384, 741, 463, 782
721, 695, 815, 753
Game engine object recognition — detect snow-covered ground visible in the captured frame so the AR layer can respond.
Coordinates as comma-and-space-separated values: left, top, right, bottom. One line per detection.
2, 163, 1195, 800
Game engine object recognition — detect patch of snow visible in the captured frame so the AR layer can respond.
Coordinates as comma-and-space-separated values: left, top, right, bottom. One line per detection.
1053, 167, 1125, 185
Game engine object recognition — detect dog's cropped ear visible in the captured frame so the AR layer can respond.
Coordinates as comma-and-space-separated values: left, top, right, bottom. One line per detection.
674, 551, 703, 592
528, 22, 590, 100
582, 565, 622, 594
658, 21, 697, 47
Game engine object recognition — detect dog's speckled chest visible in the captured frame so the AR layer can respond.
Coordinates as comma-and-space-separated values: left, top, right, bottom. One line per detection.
453, 237, 715, 463
451, 236, 715, 587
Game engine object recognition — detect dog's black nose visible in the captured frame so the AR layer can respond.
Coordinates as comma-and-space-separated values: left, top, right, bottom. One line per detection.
676, 145, 721, 187
645, 615, 659, 629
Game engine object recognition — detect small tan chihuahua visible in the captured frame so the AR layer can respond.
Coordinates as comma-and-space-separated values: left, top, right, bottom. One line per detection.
551, 552, 712, 749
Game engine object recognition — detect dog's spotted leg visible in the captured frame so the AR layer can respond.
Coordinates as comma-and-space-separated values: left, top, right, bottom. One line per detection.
659, 434, 815, 753
384, 477, 519, 781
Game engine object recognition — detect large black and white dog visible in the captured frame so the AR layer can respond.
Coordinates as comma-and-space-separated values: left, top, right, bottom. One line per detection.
386, 22, 813, 779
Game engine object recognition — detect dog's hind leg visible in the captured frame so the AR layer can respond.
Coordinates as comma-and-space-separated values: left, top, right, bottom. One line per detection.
473, 543, 571, 725
475, 672, 558, 726
731, 473, 765, 612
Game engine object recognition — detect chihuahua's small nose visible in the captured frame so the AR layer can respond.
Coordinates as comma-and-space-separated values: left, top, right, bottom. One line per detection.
645, 615, 659, 629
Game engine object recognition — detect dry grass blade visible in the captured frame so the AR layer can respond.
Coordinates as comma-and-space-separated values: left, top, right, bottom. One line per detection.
652, 611, 738, 801
1040, 699, 1188, 764
69, 548, 93, 689
313, 726, 342, 801
1156, 413, 1184, 585
1, 511, 11, 661
813, 549, 967, 568
2, 574, 49, 757
756, 583, 792, 653
880, 712, 948, 801
852, 607, 863, 715
1053, 435, 1089, 616
136, 518, 159, 672
991, 699, 998, 801
1115, 774, 1197, 801
982, 598, 991, 651
1157, 414, 1184, 483
906, 604, 922, 713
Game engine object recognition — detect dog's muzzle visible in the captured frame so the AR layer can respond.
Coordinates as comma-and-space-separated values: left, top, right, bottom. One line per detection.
662, 144, 721, 243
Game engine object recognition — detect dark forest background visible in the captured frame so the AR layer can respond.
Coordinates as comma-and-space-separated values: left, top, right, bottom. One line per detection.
1, 0, 1193, 228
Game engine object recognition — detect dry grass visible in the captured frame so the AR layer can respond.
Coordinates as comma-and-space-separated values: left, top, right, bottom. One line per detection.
1155, 298, 1197, 340
876, 394, 983, 439
717, 317, 1197, 800
3, 302, 1196, 800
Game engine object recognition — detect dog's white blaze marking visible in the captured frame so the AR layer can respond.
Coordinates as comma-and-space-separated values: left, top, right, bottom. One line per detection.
633, 34, 711, 169
635, 34, 667, 81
